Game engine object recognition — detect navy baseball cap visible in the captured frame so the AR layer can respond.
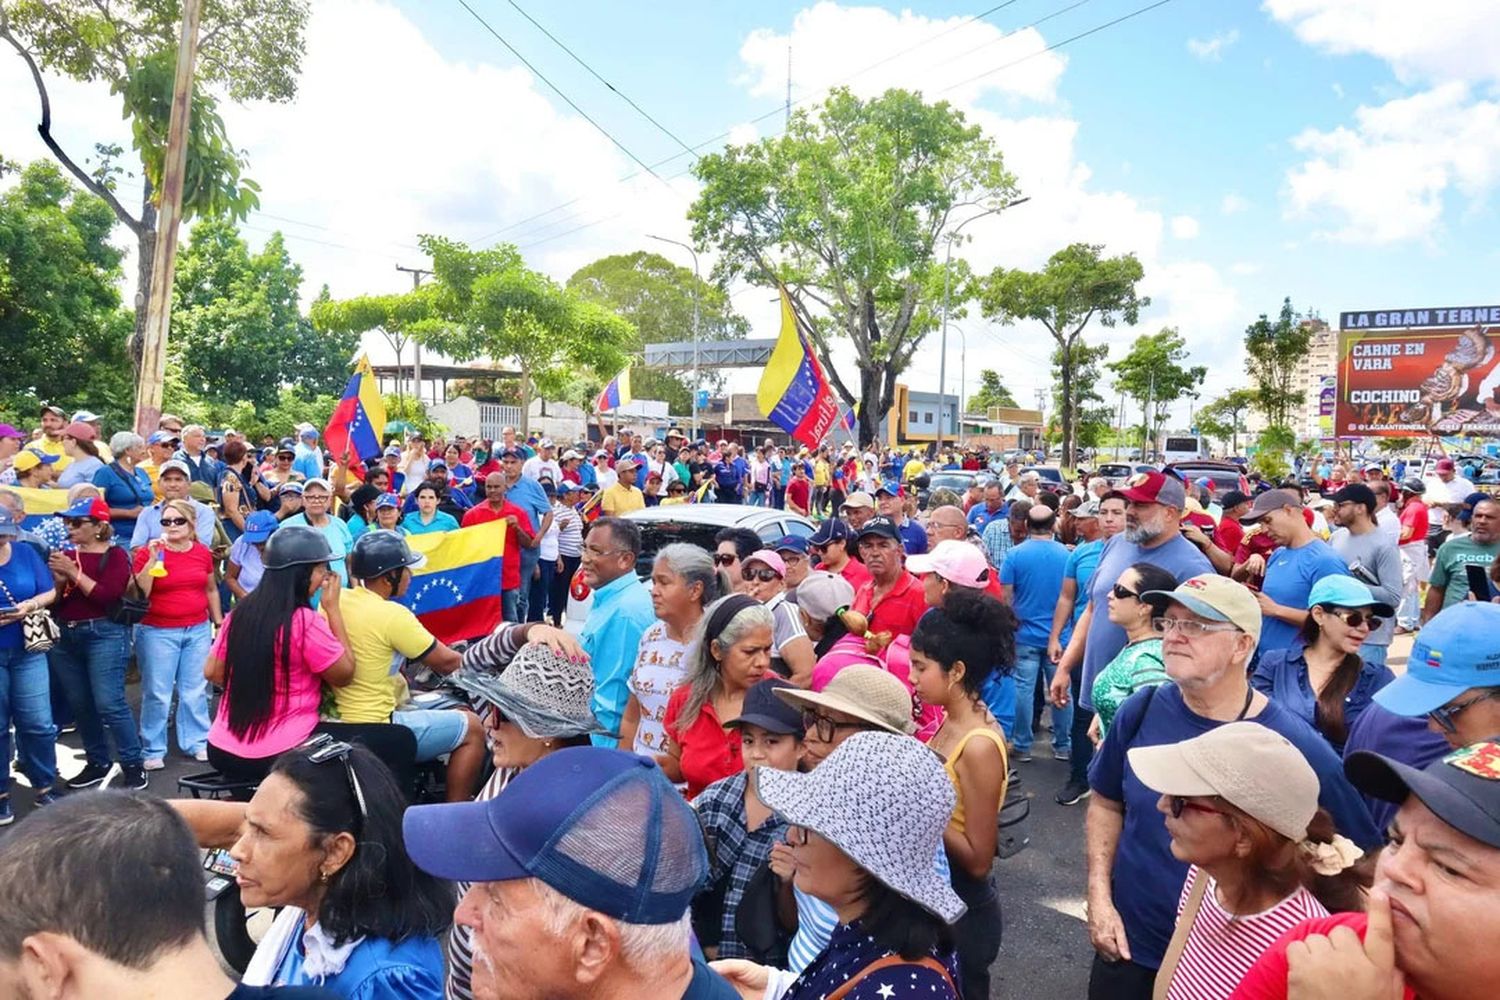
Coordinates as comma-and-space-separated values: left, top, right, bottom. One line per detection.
855, 515, 903, 544
500, 447, 528, 460
1375, 603, 1500, 715
808, 518, 850, 546
403, 747, 708, 924
1346, 743, 1500, 849
725, 678, 802, 735
774, 535, 810, 555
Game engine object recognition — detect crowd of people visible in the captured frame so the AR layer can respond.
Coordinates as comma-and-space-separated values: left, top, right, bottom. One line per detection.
1, 401, 1499, 1000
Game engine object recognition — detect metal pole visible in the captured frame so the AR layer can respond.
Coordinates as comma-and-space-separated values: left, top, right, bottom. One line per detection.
646, 235, 701, 440
958, 325, 967, 447
396, 265, 430, 402
132, 0, 202, 436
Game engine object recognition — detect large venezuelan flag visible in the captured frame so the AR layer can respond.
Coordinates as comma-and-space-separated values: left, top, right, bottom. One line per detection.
757, 288, 840, 448
325, 355, 387, 463
396, 521, 505, 644
13, 487, 70, 530
595, 366, 632, 412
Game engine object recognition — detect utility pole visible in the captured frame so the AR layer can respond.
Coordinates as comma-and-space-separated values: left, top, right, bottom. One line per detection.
646, 235, 701, 441
396, 264, 431, 403
132, 0, 202, 437
1143, 371, 1155, 461
1115, 388, 1126, 461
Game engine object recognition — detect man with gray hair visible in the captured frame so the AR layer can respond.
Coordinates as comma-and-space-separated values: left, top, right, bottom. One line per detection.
171, 424, 221, 488
404, 748, 737, 1000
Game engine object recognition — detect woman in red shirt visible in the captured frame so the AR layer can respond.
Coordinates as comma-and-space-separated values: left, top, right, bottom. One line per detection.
132, 498, 221, 770
658, 593, 772, 798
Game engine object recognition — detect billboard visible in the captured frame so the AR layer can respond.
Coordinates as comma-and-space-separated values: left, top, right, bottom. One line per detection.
1335, 305, 1500, 437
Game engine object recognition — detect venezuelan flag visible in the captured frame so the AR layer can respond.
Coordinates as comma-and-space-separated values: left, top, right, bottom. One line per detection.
757, 288, 840, 448
325, 355, 387, 463
595, 366, 632, 412
396, 520, 505, 644
12, 487, 70, 529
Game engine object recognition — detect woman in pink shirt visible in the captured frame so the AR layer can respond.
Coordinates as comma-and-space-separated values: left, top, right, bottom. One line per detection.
206, 526, 356, 782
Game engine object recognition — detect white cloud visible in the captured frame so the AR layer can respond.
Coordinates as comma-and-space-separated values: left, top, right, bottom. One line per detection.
1230, 261, 1262, 275
1170, 215, 1200, 239
1265, 0, 1500, 86
1187, 29, 1240, 61
727, 122, 760, 146
1220, 193, 1251, 214
1284, 82, 1500, 243
1331, 81, 1345, 99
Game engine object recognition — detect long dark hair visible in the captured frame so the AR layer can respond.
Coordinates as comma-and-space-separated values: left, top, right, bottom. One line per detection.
1297, 611, 1365, 747
222, 563, 320, 739
856, 877, 953, 961
270, 745, 454, 945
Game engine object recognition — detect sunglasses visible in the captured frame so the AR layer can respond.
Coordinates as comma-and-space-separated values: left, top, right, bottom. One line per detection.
668, 487, 686, 494
1111, 583, 1140, 601
801, 711, 873, 742
1169, 795, 1225, 819
1427, 689, 1500, 735
159, 516, 190, 527
742, 567, 781, 583
302, 733, 368, 835
1321, 608, 1384, 630
713, 553, 739, 567
65, 518, 94, 528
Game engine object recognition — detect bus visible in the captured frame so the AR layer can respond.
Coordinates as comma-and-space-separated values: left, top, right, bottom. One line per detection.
1161, 435, 1210, 464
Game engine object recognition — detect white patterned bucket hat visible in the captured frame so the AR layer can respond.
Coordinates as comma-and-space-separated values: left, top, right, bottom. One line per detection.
753, 731, 965, 923
452, 642, 612, 740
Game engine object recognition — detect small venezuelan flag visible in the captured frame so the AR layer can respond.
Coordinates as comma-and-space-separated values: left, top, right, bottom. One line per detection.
325, 355, 387, 463
595, 367, 632, 413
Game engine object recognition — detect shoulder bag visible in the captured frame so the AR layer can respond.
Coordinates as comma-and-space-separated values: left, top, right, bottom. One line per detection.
827, 954, 957, 1000
1152, 867, 1210, 1000
108, 546, 150, 627
0, 576, 59, 653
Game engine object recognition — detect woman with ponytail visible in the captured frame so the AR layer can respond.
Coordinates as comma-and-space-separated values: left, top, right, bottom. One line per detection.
1128, 722, 1370, 1000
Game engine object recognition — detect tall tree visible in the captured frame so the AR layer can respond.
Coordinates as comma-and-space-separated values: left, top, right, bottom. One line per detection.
1051, 340, 1114, 454
0, 0, 310, 363
968, 369, 1019, 413
689, 87, 1017, 445
310, 287, 438, 401
415, 236, 633, 434
0, 158, 133, 423
171, 219, 356, 407
981, 243, 1148, 467
1244, 297, 1313, 431
1106, 327, 1206, 451
1195, 387, 1257, 455
566, 250, 749, 415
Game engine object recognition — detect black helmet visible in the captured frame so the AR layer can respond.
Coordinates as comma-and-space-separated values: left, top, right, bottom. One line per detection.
261, 525, 333, 570
1401, 477, 1426, 495
349, 529, 426, 579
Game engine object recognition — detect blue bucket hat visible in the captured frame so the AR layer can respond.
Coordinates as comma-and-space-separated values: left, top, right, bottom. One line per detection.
1375, 603, 1500, 716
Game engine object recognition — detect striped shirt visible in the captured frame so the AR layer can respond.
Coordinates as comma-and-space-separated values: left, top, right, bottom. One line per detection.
1166, 866, 1328, 1000
553, 501, 584, 558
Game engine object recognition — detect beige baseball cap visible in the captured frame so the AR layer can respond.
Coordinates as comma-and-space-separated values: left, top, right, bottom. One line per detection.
1127, 722, 1319, 842
841, 491, 875, 511
1143, 573, 1263, 645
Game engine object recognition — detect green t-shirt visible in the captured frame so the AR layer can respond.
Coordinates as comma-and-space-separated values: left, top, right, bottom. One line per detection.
1429, 535, 1500, 611
673, 460, 692, 486
1090, 638, 1169, 738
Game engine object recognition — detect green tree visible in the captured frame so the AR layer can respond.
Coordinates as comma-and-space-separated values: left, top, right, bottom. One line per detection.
566, 250, 749, 414
1244, 298, 1313, 431
0, 159, 134, 424
968, 369, 1018, 413
1052, 340, 1113, 456
310, 286, 439, 401
981, 243, 1148, 467
1106, 327, 1206, 453
415, 236, 633, 434
1376, 436, 1414, 455
1195, 387, 1257, 455
171, 219, 357, 407
0, 0, 310, 361
689, 87, 1017, 445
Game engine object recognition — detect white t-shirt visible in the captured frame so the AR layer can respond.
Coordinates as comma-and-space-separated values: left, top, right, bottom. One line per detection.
594, 466, 617, 491
627, 622, 692, 756
523, 457, 562, 484
537, 505, 561, 561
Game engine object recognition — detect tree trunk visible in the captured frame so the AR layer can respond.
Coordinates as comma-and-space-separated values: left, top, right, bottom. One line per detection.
129, 180, 159, 375
857, 365, 883, 449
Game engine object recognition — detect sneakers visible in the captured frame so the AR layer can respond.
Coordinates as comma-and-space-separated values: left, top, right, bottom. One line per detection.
67, 762, 114, 789
1053, 748, 1072, 761
118, 765, 149, 791
34, 788, 61, 807
194, 748, 209, 763
0, 796, 11, 827
143, 758, 166, 772
1055, 780, 1092, 806
1012, 748, 1033, 763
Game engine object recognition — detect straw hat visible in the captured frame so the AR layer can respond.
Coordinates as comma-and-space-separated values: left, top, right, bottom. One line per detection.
774, 664, 915, 735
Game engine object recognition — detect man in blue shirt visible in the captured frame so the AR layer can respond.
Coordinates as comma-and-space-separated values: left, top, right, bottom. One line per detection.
291, 426, 325, 482
576, 517, 655, 746
130, 460, 217, 549
1000, 505, 1073, 762
1235, 487, 1351, 656
171, 425, 221, 489
966, 481, 1007, 534
874, 484, 927, 555
498, 448, 551, 619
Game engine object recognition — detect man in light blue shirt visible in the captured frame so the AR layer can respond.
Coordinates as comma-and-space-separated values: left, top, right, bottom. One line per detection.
130, 460, 216, 549
577, 517, 654, 746
1000, 505, 1073, 762
292, 426, 325, 482
502, 448, 552, 620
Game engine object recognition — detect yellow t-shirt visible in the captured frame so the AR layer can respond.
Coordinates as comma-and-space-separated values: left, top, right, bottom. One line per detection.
814, 460, 831, 487
601, 483, 645, 516
332, 586, 437, 723
35, 436, 70, 471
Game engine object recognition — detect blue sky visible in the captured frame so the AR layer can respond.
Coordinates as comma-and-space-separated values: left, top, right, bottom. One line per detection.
4, 1, 1498, 423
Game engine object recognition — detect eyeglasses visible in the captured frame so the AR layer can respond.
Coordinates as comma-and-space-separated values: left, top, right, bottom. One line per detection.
1151, 617, 1242, 637
1427, 690, 1500, 735
713, 553, 739, 567
1322, 608, 1384, 630
159, 516, 190, 527
1111, 583, 1140, 601
802, 711, 872, 742
742, 567, 781, 583
808, 543, 829, 554
302, 733, 367, 836
1169, 795, 1225, 819
583, 545, 629, 559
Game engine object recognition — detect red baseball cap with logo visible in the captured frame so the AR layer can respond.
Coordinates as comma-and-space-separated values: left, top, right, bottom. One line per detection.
1115, 470, 1187, 508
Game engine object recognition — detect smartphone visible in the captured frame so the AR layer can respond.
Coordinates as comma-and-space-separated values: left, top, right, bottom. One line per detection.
1465, 563, 1494, 601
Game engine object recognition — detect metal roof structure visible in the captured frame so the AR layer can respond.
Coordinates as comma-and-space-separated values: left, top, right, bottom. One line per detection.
643, 339, 777, 369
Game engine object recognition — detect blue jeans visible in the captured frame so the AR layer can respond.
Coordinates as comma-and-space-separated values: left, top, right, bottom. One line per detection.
502, 588, 521, 623
515, 549, 540, 621
0, 646, 57, 793
49, 619, 143, 768
528, 557, 556, 623
136, 622, 213, 760
1012, 643, 1073, 754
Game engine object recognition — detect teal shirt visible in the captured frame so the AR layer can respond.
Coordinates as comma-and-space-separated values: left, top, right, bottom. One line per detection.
280, 512, 354, 585
1429, 535, 1500, 611
400, 511, 459, 536
579, 571, 656, 747
1090, 637, 1168, 738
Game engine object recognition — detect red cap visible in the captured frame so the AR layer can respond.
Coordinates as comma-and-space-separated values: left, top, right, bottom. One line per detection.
1115, 470, 1187, 507
1436, 458, 1456, 472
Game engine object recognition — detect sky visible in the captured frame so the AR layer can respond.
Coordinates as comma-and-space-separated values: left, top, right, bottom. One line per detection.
4, 0, 1500, 430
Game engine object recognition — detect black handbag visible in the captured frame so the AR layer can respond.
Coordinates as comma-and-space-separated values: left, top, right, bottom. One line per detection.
733, 859, 785, 962
107, 547, 149, 627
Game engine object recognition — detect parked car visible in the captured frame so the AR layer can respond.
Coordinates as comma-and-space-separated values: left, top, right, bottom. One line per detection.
1163, 459, 1251, 496
1022, 466, 1070, 495
920, 470, 984, 509
1093, 463, 1134, 484
564, 504, 816, 633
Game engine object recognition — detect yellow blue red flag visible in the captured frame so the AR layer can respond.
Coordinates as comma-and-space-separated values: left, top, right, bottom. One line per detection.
595, 366, 632, 412
396, 520, 506, 643
325, 355, 387, 462
757, 288, 840, 448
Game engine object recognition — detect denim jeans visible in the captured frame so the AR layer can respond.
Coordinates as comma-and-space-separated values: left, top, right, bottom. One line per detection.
135, 622, 213, 760
501, 589, 521, 623
1012, 643, 1073, 754
515, 549, 540, 621
527, 557, 556, 623
49, 619, 143, 768
1069, 661, 1095, 786
0, 646, 58, 793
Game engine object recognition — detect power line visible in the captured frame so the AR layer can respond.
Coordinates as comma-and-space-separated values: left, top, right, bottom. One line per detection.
498, 0, 698, 159
453, 0, 664, 181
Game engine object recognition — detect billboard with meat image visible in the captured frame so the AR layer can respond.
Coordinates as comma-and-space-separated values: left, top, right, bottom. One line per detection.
1335, 306, 1500, 437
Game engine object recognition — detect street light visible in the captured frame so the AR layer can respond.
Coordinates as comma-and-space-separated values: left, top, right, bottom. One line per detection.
936, 196, 1029, 456
646, 234, 701, 440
